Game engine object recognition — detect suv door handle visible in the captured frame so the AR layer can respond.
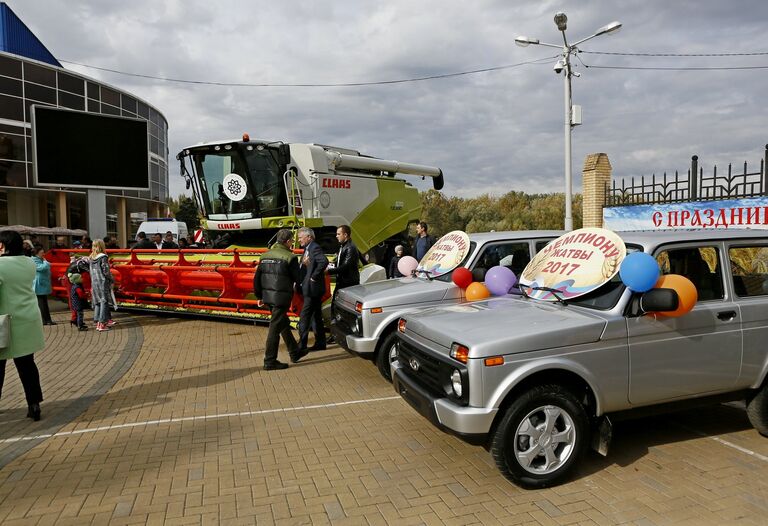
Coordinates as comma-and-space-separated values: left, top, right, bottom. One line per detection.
717, 310, 737, 321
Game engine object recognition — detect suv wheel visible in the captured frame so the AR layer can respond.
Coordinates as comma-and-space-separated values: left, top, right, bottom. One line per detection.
747, 383, 768, 436
490, 384, 589, 488
376, 332, 399, 383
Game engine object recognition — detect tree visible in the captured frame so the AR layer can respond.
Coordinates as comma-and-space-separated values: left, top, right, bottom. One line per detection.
175, 195, 201, 232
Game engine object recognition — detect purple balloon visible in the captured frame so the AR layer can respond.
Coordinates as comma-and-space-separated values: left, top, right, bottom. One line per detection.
397, 255, 418, 277
485, 266, 517, 296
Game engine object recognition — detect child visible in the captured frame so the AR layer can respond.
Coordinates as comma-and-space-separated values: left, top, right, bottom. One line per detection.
388, 245, 405, 279
69, 272, 88, 331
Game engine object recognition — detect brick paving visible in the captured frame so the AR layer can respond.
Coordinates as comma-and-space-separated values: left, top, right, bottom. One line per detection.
0, 308, 766, 524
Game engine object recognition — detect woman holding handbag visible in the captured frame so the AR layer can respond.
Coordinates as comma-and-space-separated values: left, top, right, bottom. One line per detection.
0, 230, 45, 421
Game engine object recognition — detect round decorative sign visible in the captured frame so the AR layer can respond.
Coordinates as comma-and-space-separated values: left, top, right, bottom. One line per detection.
319, 191, 331, 208
222, 173, 247, 202
519, 227, 626, 301
417, 230, 471, 278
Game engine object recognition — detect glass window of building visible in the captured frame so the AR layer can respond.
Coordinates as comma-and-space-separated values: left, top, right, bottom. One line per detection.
59, 92, 85, 111
0, 160, 27, 187
25, 82, 56, 104
0, 56, 21, 78
101, 87, 120, 107
23, 62, 55, 86
0, 76, 22, 97
58, 73, 84, 95
0, 94, 23, 121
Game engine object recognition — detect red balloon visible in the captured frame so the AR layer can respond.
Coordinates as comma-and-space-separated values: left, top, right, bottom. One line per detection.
452, 267, 473, 289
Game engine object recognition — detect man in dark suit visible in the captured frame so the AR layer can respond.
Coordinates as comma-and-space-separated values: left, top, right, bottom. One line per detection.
297, 227, 329, 352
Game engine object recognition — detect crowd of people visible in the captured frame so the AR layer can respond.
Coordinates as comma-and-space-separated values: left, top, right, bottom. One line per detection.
254, 225, 364, 370
0, 220, 436, 419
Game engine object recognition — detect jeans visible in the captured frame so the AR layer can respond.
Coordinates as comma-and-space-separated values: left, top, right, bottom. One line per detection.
93, 300, 110, 323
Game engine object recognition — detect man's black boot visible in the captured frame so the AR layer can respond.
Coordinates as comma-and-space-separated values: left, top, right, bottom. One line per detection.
264, 361, 289, 370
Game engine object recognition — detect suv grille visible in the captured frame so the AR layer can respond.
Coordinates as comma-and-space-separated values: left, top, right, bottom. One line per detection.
334, 306, 360, 336
397, 338, 468, 405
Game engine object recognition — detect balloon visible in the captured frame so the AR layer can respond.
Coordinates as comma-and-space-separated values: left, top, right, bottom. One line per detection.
465, 282, 491, 301
397, 256, 418, 277
485, 266, 518, 296
452, 267, 473, 289
620, 252, 660, 292
654, 274, 697, 317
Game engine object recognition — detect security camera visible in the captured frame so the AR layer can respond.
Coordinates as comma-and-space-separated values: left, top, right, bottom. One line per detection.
553, 59, 565, 74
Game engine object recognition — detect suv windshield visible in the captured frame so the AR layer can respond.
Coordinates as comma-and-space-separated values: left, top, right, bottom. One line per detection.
567, 245, 640, 310
192, 145, 287, 220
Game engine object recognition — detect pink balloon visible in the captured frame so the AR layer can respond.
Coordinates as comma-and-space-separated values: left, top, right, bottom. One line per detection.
397, 255, 418, 276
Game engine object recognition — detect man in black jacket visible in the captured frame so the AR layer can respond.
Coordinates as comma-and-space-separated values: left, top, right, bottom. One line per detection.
329, 225, 364, 290
297, 227, 329, 352
254, 229, 303, 370
328, 225, 366, 327
134, 232, 155, 249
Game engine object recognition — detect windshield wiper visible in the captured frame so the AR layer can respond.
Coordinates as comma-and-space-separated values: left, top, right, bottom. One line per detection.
527, 286, 568, 305
415, 268, 435, 281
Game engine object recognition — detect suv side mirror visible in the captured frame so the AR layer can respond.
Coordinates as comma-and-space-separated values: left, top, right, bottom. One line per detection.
639, 288, 679, 314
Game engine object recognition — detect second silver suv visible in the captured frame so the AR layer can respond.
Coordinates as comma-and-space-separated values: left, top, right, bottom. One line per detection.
331, 231, 561, 381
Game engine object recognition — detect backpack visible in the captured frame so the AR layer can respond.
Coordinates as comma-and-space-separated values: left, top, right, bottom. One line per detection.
67, 257, 90, 275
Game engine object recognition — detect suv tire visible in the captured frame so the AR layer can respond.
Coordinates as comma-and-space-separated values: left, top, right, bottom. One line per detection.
747, 383, 768, 437
376, 331, 399, 383
490, 384, 589, 488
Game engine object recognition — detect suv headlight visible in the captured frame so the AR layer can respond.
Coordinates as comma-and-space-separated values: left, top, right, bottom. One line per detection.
451, 369, 463, 397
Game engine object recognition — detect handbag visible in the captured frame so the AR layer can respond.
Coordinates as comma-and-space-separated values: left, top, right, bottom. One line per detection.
0, 313, 10, 349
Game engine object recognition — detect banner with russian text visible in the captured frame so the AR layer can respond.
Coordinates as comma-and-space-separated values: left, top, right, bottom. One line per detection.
604, 197, 768, 231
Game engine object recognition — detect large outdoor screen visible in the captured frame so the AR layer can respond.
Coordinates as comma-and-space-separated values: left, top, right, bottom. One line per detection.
33, 106, 149, 189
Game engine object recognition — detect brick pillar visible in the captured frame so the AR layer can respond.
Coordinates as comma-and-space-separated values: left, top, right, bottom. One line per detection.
582, 153, 612, 228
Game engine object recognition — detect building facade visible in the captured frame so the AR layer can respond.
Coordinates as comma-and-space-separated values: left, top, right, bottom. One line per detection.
0, 3, 168, 247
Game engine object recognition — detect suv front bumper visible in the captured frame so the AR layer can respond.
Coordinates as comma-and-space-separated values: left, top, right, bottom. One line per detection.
392, 361, 496, 442
330, 323, 378, 354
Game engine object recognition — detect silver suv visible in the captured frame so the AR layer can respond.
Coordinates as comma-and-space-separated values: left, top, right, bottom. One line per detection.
331, 231, 562, 381
392, 229, 768, 488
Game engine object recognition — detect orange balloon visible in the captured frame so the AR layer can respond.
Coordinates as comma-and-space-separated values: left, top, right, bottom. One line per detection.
654, 274, 698, 317
465, 282, 491, 301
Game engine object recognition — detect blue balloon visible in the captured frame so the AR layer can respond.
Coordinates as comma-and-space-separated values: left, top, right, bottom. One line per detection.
620, 252, 660, 292
485, 266, 517, 296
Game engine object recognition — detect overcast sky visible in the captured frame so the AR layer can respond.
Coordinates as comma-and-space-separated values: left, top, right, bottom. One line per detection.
9, 0, 768, 200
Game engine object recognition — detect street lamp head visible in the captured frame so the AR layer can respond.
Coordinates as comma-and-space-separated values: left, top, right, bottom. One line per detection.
595, 20, 622, 36
514, 36, 539, 47
554, 12, 568, 31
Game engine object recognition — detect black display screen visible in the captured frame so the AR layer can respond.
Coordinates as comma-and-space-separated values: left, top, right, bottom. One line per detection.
33, 106, 149, 189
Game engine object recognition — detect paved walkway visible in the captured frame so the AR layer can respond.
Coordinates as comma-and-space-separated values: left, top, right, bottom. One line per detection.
0, 306, 766, 524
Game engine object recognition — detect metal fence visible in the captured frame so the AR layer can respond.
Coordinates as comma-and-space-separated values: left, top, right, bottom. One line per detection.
605, 144, 768, 206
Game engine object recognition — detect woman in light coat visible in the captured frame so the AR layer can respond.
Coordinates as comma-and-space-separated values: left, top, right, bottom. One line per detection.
0, 230, 45, 420
89, 239, 114, 332
32, 243, 55, 325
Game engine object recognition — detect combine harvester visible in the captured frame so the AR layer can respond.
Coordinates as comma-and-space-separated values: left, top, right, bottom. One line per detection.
48, 135, 444, 321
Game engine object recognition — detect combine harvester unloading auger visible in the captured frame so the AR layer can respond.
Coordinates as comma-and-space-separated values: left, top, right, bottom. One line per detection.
48, 135, 444, 321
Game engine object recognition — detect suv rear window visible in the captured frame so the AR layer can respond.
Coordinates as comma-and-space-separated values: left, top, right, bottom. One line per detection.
729, 245, 768, 297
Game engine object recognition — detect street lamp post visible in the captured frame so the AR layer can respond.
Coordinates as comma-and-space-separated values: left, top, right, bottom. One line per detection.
516, 13, 621, 231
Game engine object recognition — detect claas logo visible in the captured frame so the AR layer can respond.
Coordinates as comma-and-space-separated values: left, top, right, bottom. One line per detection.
322, 178, 351, 189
